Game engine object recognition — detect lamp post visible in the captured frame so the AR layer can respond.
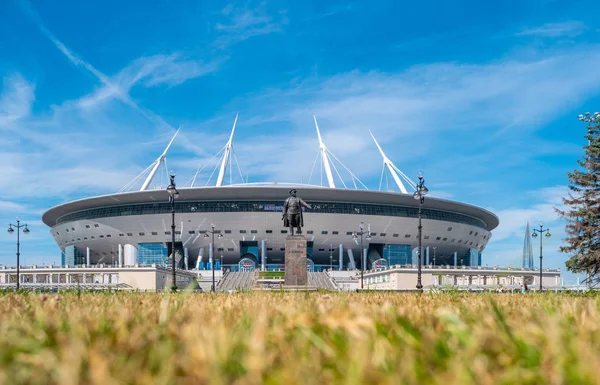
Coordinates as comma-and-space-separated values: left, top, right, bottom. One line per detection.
7, 218, 30, 290
204, 224, 223, 292
433, 246, 437, 267
531, 222, 551, 292
352, 222, 372, 289
413, 172, 429, 291
166, 173, 179, 292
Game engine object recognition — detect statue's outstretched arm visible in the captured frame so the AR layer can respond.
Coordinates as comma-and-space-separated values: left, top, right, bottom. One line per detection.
300, 198, 312, 209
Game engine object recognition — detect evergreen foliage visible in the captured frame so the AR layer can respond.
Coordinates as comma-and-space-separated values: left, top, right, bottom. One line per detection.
558, 112, 600, 287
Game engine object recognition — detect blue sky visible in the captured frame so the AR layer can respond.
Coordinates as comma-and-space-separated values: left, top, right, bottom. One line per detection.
1, 0, 599, 283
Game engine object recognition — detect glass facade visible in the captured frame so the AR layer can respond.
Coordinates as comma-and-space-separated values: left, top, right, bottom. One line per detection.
56, 200, 489, 230
139, 242, 168, 266
383, 244, 412, 265
64, 245, 85, 266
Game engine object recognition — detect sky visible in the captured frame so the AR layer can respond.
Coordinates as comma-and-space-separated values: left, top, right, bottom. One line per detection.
1, 0, 599, 284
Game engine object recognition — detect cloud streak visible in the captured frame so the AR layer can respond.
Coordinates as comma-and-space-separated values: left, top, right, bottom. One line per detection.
516, 21, 586, 38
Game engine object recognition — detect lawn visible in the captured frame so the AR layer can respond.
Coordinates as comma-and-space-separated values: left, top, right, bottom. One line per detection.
0, 291, 598, 384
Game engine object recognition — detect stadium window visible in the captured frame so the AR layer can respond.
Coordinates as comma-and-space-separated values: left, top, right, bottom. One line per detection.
251, 230, 258, 234
267, 248, 273, 251
175, 231, 181, 235
442, 238, 447, 241
119, 233, 124, 237
240, 230, 247, 234
318, 248, 325, 252
346, 232, 353, 236
447, 227, 452, 231
91, 236, 95, 239
266, 230, 273, 234
470, 242, 474, 246
483, 235, 487, 239
281, 230, 287, 234
56, 232, 60, 235
99, 235, 104, 238
380, 233, 386, 236
199, 230, 206, 234
332, 231, 339, 235
72, 227, 75, 231
94, 224, 99, 228
307, 230, 314, 234
65, 229, 69, 233
188, 230, 195, 234
127, 233, 133, 236
106, 234, 112, 238
475, 243, 479, 247
321, 231, 328, 235
424, 235, 429, 239
85, 225, 90, 229
393, 234, 399, 237
474, 232, 478, 236
77, 238, 81, 241
225, 230, 232, 234
83, 237, 88, 240
227, 248, 234, 251
102, 252, 107, 255
458, 240, 462, 243
139, 232, 145, 236
217, 248, 224, 252
404, 234, 411, 238
469, 231, 473, 235
451, 239, 455, 242
280, 248, 285, 251
151, 232, 158, 235
436, 237, 441, 241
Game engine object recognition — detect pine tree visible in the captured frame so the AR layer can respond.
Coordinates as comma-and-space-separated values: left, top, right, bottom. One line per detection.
558, 111, 600, 287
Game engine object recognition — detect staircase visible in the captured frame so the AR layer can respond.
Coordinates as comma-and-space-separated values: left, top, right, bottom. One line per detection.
307, 272, 338, 291
218, 271, 255, 292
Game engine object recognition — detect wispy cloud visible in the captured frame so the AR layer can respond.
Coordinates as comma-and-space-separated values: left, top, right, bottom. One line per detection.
516, 21, 586, 38
215, 3, 286, 46
0, 74, 35, 125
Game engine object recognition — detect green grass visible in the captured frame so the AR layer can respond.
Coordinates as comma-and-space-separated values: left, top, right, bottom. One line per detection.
0, 292, 599, 384
258, 271, 285, 278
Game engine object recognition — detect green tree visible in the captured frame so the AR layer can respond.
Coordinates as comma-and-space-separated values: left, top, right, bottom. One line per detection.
558, 112, 600, 287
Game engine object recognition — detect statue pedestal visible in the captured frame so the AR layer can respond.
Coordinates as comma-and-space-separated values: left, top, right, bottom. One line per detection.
285, 235, 307, 286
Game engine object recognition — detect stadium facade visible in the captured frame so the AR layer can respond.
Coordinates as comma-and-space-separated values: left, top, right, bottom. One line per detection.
42, 117, 499, 273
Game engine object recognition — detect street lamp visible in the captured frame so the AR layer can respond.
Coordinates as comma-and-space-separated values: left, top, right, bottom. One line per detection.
7, 217, 30, 290
166, 173, 179, 292
413, 171, 428, 291
531, 222, 551, 292
204, 224, 223, 292
352, 222, 372, 289
432, 246, 437, 267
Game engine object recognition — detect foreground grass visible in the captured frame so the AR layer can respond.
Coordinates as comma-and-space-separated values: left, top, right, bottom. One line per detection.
0, 292, 598, 384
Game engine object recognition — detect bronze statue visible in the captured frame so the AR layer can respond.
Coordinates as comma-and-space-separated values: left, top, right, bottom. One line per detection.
282, 189, 312, 235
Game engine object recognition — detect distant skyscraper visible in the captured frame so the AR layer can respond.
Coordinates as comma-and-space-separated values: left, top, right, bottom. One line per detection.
523, 222, 534, 268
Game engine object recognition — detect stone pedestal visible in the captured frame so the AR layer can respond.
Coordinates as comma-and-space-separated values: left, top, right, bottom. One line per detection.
285, 235, 307, 286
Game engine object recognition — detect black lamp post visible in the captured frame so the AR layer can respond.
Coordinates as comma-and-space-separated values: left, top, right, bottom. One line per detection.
532, 222, 551, 292
7, 218, 30, 290
204, 224, 223, 292
352, 222, 372, 289
166, 173, 179, 292
413, 172, 429, 291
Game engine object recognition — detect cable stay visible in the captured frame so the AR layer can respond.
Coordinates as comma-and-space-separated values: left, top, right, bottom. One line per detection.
369, 130, 416, 193
307, 116, 368, 190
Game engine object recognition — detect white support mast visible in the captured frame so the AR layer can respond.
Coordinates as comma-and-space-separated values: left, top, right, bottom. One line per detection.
140, 128, 180, 191
216, 114, 238, 187
369, 130, 413, 194
313, 116, 336, 188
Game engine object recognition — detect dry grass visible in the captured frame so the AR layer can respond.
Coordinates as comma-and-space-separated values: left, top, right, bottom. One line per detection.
0, 291, 598, 384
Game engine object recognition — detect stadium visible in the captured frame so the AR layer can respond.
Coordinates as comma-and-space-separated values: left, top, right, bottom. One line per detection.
41, 116, 499, 274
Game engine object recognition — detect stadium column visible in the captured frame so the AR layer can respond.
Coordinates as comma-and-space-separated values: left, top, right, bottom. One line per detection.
453, 251, 457, 267
86, 247, 91, 267
426, 247, 430, 266
338, 244, 343, 271
118, 244, 123, 267
209, 243, 213, 269
261, 239, 266, 271
184, 248, 189, 270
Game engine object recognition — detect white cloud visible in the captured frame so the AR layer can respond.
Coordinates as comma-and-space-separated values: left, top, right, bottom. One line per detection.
516, 21, 586, 38
0, 74, 35, 125
215, 4, 286, 46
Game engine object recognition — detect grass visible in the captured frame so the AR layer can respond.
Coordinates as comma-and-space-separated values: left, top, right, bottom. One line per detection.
258, 271, 285, 278
0, 291, 599, 384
